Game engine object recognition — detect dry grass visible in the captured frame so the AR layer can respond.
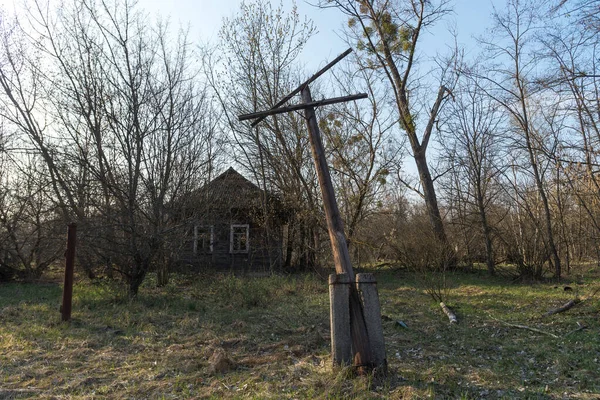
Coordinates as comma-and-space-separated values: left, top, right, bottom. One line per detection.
1, 266, 599, 399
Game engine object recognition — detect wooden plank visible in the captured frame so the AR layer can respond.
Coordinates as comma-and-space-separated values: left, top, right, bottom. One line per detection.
356, 273, 387, 372
329, 273, 352, 366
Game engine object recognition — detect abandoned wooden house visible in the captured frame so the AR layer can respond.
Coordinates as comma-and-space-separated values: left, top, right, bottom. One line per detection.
176, 167, 287, 273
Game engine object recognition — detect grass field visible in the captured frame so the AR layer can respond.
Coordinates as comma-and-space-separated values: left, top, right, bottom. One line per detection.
1, 266, 599, 399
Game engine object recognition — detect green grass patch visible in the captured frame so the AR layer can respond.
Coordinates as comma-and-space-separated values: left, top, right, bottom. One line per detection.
1, 266, 599, 399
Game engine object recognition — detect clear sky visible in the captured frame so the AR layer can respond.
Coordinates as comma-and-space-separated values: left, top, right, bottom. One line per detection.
136, 0, 499, 71
138, 0, 358, 71
0, 0, 499, 70
132, 0, 499, 182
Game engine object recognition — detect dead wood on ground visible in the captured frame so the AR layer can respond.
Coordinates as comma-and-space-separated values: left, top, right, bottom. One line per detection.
543, 287, 600, 317
440, 302, 458, 324
543, 298, 581, 317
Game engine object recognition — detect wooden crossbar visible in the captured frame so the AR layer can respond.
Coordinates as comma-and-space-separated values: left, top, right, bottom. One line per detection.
248, 48, 353, 127
238, 93, 367, 121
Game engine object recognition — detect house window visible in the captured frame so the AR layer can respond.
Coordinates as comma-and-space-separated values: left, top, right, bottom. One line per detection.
194, 225, 213, 254
230, 224, 249, 253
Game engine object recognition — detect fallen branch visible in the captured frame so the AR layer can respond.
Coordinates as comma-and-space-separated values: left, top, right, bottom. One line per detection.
440, 302, 457, 324
543, 286, 600, 317
564, 322, 588, 337
489, 314, 590, 339
488, 314, 559, 338
543, 298, 581, 317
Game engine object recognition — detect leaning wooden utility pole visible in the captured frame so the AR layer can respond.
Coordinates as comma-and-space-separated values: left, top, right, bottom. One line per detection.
300, 84, 374, 370
239, 48, 385, 374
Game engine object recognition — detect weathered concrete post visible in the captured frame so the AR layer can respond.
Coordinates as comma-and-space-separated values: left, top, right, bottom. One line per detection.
356, 273, 387, 373
329, 273, 352, 366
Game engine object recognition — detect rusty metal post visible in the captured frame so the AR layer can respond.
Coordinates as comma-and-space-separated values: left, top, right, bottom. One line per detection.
61, 223, 77, 322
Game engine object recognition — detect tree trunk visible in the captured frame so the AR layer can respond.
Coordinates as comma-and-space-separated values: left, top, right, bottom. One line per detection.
515, 59, 561, 279
284, 223, 293, 269
414, 151, 447, 244
349, 0, 454, 268
129, 257, 149, 297
414, 150, 455, 267
537, 177, 561, 279
475, 187, 495, 276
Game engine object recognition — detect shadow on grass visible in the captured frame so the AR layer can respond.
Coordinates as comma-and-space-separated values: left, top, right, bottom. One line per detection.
0, 281, 61, 307
371, 262, 597, 291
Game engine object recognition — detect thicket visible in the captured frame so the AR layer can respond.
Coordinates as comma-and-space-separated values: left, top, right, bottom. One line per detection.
1, 0, 599, 289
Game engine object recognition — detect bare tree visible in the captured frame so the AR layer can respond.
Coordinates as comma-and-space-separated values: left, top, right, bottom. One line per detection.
320, 56, 403, 262
0, 157, 63, 281
475, 0, 562, 278
0, 0, 219, 294
539, 0, 600, 269
0, 10, 79, 222
440, 73, 505, 275
207, 0, 324, 270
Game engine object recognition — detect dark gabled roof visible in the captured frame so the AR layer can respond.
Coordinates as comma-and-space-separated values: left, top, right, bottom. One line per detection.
183, 167, 264, 212
176, 167, 288, 221
201, 167, 262, 196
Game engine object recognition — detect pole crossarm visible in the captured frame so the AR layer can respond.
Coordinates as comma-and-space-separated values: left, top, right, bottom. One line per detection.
248, 48, 354, 127
238, 93, 368, 122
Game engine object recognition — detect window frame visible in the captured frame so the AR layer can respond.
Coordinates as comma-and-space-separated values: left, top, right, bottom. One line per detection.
230, 224, 250, 254
193, 224, 214, 254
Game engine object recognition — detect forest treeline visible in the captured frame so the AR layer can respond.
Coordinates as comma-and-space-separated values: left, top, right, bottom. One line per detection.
0, 0, 598, 294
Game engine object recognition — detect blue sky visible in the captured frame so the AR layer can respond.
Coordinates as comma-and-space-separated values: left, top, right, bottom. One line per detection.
124, 0, 501, 181
0, 0, 499, 70
137, 0, 499, 71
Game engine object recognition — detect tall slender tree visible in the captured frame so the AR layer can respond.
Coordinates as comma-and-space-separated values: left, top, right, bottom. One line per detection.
321, 0, 457, 265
